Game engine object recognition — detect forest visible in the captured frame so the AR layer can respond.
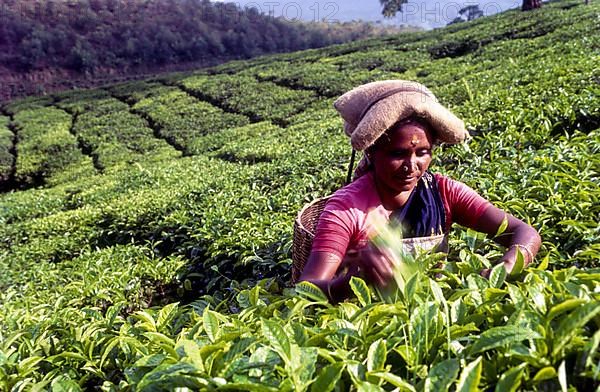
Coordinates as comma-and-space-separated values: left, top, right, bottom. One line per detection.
0, 0, 407, 100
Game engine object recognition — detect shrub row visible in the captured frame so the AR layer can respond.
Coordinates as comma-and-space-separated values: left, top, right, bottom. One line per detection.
127, 85, 250, 154
177, 74, 318, 125
250, 61, 403, 98
66, 96, 181, 169
2, 95, 54, 114
11, 107, 96, 186
108, 81, 168, 105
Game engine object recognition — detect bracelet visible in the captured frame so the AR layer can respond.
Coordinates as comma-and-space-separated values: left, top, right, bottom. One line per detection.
509, 244, 534, 264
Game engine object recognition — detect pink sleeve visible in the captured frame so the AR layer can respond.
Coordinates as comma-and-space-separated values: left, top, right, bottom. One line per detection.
437, 174, 493, 229
310, 197, 356, 259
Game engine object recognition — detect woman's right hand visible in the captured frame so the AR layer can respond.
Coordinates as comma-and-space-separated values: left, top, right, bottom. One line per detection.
356, 244, 396, 288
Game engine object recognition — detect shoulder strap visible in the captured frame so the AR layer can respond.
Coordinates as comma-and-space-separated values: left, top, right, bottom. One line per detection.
345, 149, 357, 185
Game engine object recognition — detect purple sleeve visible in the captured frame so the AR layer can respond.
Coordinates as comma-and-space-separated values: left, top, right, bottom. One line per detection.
310, 197, 356, 259
437, 175, 493, 228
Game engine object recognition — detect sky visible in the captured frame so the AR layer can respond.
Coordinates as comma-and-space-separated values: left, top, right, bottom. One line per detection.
212, 0, 523, 29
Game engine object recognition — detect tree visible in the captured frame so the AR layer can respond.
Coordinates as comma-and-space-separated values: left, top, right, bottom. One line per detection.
521, 0, 542, 11
447, 5, 484, 25
379, 0, 409, 18
459, 5, 484, 21
67, 39, 97, 72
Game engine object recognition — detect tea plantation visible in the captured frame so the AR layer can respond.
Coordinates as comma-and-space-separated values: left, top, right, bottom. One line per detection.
1, 1, 599, 390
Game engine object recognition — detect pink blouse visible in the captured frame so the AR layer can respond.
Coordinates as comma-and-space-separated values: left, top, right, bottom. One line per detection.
311, 171, 493, 259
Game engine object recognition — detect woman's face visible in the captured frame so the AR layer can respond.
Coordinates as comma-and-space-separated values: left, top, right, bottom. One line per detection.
369, 121, 434, 194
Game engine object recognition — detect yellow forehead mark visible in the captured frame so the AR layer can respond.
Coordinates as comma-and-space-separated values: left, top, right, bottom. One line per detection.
411, 135, 420, 146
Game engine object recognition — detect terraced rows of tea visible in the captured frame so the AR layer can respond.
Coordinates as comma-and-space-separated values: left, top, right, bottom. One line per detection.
1, 1, 599, 390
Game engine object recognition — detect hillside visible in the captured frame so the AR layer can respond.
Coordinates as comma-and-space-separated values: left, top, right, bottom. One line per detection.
0, 0, 599, 389
0, 0, 408, 101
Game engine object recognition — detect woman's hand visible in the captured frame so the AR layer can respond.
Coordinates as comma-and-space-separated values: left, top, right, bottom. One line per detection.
356, 244, 396, 288
299, 245, 398, 303
299, 251, 358, 303
470, 205, 541, 278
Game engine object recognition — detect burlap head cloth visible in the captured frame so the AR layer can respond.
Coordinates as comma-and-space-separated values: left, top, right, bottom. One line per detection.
334, 80, 469, 151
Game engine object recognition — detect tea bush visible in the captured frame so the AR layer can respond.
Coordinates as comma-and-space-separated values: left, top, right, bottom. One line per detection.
178, 74, 317, 125
128, 85, 249, 155
11, 107, 96, 186
69, 97, 180, 169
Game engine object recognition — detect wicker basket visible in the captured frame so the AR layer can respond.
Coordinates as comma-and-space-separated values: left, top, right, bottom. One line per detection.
291, 195, 332, 283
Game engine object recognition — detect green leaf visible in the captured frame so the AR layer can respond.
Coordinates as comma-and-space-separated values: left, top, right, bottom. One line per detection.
132, 354, 168, 368
350, 277, 371, 306
470, 326, 541, 355
219, 383, 279, 391
125, 354, 168, 384
429, 279, 447, 309
536, 253, 549, 271
369, 371, 416, 391
291, 322, 309, 346
533, 366, 557, 382
310, 363, 344, 392
489, 263, 507, 288
394, 345, 417, 367
547, 299, 587, 322
585, 329, 600, 368
133, 310, 157, 332
223, 337, 255, 362
262, 319, 291, 364
494, 216, 509, 238
144, 331, 176, 347
237, 290, 251, 308
347, 360, 367, 385
203, 307, 219, 343
509, 249, 525, 277
456, 356, 482, 392
51, 378, 82, 392
552, 302, 600, 358
495, 363, 526, 392
157, 302, 179, 330
179, 340, 204, 371
100, 337, 121, 369
136, 362, 206, 390
295, 281, 329, 303
17, 356, 43, 375
291, 345, 318, 388
30, 380, 52, 392
404, 272, 420, 302
424, 358, 460, 392
367, 339, 387, 372
48, 352, 88, 362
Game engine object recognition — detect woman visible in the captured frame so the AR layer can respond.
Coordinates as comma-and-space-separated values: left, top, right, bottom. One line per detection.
299, 80, 541, 302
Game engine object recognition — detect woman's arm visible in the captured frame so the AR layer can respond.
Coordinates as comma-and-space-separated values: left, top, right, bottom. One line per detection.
300, 248, 395, 303
299, 251, 353, 303
442, 176, 541, 275
470, 204, 541, 275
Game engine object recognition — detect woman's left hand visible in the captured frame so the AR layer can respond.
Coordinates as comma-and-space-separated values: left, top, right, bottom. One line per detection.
470, 205, 541, 279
